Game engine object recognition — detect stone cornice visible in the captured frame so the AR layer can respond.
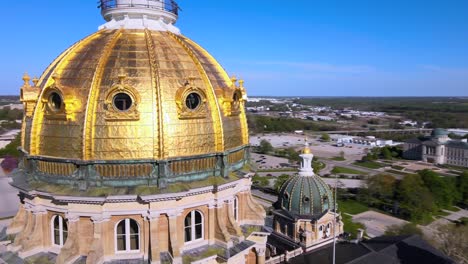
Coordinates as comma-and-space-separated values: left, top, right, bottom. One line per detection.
17, 178, 246, 205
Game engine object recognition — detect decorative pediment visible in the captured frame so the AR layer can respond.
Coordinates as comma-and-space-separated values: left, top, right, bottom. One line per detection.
175, 77, 208, 120
42, 75, 81, 121
104, 70, 141, 121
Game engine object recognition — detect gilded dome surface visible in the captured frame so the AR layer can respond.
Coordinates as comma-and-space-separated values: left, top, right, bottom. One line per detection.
22, 29, 248, 161
277, 175, 335, 217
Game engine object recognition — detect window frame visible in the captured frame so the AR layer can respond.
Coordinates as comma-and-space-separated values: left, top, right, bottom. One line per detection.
51, 215, 68, 247
115, 218, 141, 254
184, 210, 204, 244
233, 197, 239, 222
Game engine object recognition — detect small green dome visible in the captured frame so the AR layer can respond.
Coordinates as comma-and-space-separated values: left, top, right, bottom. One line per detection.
277, 175, 335, 217
432, 128, 449, 137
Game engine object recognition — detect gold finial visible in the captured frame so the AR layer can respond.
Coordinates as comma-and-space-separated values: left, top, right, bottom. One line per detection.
239, 79, 245, 88
118, 68, 127, 84
22, 72, 31, 87
231, 75, 237, 85
32, 77, 39, 87
303, 137, 312, 154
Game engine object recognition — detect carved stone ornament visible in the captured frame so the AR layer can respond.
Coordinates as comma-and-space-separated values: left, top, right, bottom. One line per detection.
42, 75, 82, 121
104, 71, 141, 121
175, 78, 208, 120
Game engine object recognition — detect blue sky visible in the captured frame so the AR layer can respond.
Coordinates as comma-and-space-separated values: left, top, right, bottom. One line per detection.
1, 0, 467, 96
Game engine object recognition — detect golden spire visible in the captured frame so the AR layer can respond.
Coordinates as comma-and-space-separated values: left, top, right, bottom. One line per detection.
303, 137, 312, 154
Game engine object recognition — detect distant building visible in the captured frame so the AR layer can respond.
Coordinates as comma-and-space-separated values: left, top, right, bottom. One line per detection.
270, 142, 344, 252
403, 128, 468, 167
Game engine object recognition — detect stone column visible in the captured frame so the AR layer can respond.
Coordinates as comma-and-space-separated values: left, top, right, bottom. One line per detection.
148, 213, 161, 264
168, 211, 182, 264
255, 247, 266, 264
56, 214, 80, 264
86, 215, 110, 264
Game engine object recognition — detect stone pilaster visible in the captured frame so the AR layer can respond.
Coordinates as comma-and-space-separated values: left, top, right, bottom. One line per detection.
168, 211, 182, 264
208, 203, 216, 245
225, 200, 243, 239
214, 202, 232, 246
17, 206, 47, 258
148, 213, 161, 264
86, 215, 110, 264
56, 214, 81, 264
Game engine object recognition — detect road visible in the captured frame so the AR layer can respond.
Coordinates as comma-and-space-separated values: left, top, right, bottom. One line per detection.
0, 177, 19, 218
306, 128, 432, 135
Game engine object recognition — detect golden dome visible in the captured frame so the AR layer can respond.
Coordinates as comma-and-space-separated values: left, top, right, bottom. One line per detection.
22, 29, 249, 161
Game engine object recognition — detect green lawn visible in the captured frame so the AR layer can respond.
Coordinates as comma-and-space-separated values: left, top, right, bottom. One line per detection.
338, 199, 369, 215
353, 161, 385, 169
342, 214, 366, 239
331, 156, 346, 161
331, 166, 364, 175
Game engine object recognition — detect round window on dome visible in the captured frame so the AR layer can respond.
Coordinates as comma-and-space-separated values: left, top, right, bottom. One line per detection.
185, 93, 201, 110
284, 192, 290, 200
303, 196, 310, 203
113, 93, 133, 111
48, 92, 63, 112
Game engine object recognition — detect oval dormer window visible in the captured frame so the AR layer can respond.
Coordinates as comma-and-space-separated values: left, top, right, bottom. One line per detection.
113, 93, 133, 111
48, 92, 63, 112
185, 93, 201, 110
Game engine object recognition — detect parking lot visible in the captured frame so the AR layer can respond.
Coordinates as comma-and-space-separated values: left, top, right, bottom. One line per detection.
250, 133, 367, 160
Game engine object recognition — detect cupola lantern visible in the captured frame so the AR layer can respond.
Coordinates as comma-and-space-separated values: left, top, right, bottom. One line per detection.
99, 0, 180, 33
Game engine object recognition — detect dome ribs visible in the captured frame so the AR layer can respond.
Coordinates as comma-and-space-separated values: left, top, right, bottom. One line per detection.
30, 32, 103, 156
167, 32, 225, 152
83, 29, 123, 160
144, 29, 164, 159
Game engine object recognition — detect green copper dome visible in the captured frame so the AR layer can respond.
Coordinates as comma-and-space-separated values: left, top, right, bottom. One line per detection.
277, 174, 335, 217
432, 128, 449, 137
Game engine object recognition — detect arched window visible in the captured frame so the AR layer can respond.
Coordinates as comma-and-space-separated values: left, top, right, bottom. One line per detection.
318, 225, 324, 239
184, 211, 203, 243
233, 197, 239, 222
325, 222, 332, 238
51, 215, 68, 246
116, 219, 140, 252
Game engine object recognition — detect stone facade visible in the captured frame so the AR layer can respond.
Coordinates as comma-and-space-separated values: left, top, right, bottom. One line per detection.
7, 178, 267, 264
272, 211, 343, 251
403, 130, 468, 167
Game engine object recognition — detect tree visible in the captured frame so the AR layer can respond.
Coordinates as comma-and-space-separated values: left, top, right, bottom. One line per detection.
458, 172, 468, 207
339, 151, 345, 159
285, 147, 300, 162
258, 139, 273, 154
0, 134, 21, 157
275, 174, 290, 192
381, 147, 392, 160
397, 174, 435, 222
321, 133, 331, 142
1, 156, 19, 173
431, 223, 468, 264
367, 174, 396, 200
384, 223, 423, 236
419, 169, 458, 208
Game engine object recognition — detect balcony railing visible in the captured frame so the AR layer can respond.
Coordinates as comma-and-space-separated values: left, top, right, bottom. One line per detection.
99, 0, 179, 16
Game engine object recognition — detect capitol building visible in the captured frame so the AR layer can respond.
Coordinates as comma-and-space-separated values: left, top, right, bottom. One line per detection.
8, 1, 268, 263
